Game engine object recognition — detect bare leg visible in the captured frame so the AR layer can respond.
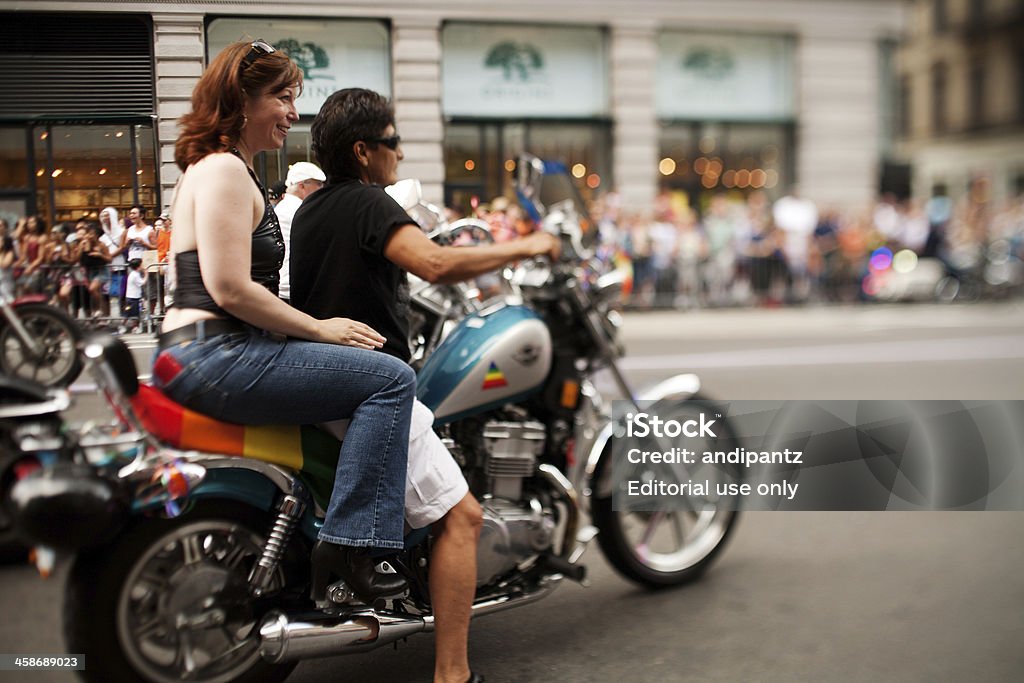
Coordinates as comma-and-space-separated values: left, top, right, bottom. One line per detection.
430, 493, 482, 683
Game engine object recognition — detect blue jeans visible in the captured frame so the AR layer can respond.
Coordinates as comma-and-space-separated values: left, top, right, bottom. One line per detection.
152, 329, 415, 550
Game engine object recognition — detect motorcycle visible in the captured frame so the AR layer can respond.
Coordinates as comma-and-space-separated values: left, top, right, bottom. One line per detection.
0, 272, 83, 387
9, 155, 740, 682
0, 373, 70, 560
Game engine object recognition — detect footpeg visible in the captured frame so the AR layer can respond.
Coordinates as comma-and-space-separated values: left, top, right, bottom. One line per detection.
540, 555, 587, 584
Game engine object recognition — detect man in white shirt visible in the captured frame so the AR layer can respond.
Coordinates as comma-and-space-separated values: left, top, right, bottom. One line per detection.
772, 188, 818, 301
274, 161, 325, 303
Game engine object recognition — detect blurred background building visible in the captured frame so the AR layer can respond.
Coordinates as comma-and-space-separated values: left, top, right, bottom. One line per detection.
0, 0, 906, 225
895, 0, 1024, 205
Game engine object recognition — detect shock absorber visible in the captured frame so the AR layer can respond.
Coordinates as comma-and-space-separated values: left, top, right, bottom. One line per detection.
249, 495, 305, 597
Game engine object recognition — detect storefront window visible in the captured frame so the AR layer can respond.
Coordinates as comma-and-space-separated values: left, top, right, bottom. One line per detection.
444, 120, 610, 213
135, 125, 158, 213
0, 127, 27, 188
285, 124, 315, 177
659, 121, 791, 212
23, 122, 157, 225
441, 22, 610, 214
33, 127, 48, 223
253, 123, 314, 190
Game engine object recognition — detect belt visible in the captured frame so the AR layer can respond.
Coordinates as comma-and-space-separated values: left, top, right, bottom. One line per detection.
158, 319, 249, 351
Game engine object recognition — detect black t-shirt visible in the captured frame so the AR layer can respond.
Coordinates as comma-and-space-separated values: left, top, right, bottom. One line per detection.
290, 179, 416, 362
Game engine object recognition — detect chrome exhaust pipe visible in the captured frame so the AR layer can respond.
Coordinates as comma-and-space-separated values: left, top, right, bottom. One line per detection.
259, 577, 563, 663
259, 610, 426, 663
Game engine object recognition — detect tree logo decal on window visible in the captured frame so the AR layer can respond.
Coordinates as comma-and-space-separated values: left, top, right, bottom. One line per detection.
682, 47, 735, 80
484, 42, 545, 82
276, 39, 333, 81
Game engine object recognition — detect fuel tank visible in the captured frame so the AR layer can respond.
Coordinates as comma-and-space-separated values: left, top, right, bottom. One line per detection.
417, 304, 552, 424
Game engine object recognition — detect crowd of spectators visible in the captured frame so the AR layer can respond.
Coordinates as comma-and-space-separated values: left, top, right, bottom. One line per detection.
0, 206, 172, 330
4, 180, 1021, 334
459, 179, 1024, 308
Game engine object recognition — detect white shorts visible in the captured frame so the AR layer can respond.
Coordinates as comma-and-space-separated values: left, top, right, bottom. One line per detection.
405, 399, 469, 529
318, 399, 467, 529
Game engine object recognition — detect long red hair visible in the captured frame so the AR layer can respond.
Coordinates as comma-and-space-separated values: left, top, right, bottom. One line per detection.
175, 41, 302, 171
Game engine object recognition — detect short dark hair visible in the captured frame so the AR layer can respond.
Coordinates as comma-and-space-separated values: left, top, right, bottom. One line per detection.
311, 88, 394, 182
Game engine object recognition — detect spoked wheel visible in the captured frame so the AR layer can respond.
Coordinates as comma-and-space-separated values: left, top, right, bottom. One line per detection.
592, 395, 741, 587
65, 502, 299, 683
0, 304, 82, 387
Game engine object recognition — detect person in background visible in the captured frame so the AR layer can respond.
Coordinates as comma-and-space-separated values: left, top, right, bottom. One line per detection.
15, 215, 49, 293
0, 229, 16, 291
54, 221, 88, 314
151, 214, 172, 315
122, 205, 156, 262
154, 214, 172, 264
273, 161, 325, 304
124, 257, 145, 331
268, 179, 287, 206
100, 206, 126, 317
772, 187, 818, 303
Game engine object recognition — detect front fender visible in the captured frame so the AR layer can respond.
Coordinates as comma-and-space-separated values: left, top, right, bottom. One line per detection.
582, 373, 702, 501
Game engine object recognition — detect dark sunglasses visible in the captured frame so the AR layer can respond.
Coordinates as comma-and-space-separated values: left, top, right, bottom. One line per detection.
240, 39, 276, 71
367, 135, 401, 151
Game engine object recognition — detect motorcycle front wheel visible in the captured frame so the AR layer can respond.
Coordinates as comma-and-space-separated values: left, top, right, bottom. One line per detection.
591, 395, 741, 588
65, 501, 301, 683
0, 304, 83, 387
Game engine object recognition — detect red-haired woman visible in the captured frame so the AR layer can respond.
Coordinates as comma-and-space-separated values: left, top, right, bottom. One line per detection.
154, 40, 413, 605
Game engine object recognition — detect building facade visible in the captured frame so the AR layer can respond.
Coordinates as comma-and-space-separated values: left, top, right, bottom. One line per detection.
896, 0, 1024, 203
0, 0, 905, 227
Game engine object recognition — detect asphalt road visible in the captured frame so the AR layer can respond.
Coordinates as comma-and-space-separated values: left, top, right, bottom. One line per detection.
2, 302, 1022, 682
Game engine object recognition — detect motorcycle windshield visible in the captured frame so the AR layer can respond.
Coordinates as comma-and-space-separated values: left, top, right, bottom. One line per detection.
515, 154, 598, 255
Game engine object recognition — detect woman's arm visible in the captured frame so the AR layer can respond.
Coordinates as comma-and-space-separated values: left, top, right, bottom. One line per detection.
189, 154, 385, 349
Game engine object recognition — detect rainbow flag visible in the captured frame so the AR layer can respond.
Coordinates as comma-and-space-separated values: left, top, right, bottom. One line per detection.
482, 362, 508, 390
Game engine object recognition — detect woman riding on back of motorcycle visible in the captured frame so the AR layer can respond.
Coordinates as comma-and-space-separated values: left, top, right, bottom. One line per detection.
153, 39, 413, 603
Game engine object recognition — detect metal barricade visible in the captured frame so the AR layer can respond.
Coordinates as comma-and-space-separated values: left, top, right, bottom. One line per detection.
144, 261, 168, 334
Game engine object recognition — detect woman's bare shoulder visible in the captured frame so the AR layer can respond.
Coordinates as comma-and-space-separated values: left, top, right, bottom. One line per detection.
188, 152, 249, 179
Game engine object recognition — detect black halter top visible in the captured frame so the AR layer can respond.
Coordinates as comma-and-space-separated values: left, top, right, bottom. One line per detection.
172, 150, 285, 316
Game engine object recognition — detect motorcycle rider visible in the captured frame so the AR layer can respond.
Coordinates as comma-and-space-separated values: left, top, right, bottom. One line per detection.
290, 87, 560, 683
156, 42, 414, 605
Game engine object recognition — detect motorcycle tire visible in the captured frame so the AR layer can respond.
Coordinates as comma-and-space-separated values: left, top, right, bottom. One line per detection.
64, 501, 301, 683
591, 395, 741, 588
0, 304, 83, 387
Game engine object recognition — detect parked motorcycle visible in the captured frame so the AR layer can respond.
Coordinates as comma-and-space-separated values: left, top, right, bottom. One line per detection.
9, 155, 740, 683
0, 373, 70, 559
0, 273, 83, 387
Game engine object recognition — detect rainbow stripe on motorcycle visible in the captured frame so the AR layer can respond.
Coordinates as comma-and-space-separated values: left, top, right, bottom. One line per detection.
130, 384, 341, 508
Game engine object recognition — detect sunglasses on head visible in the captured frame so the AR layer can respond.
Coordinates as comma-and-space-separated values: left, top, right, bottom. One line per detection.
240, 39, 276, 71
367, 135, 401, 151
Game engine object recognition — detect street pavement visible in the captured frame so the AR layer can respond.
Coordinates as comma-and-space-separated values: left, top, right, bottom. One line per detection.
1, 302, 1022, 682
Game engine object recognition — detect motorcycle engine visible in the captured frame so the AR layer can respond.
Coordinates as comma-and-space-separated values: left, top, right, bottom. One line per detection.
450, 417, 558, 586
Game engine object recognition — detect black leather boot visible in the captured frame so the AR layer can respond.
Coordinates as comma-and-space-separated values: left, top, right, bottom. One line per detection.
309, 540, 408, 605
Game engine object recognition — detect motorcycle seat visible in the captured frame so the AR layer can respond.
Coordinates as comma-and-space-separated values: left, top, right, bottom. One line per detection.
130, 384, 344, 504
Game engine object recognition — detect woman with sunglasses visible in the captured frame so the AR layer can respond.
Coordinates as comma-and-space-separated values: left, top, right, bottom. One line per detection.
155, 40, 414, 605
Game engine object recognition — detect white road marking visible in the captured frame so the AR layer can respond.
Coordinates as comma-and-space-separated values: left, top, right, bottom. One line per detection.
618, 335, 1024, 371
